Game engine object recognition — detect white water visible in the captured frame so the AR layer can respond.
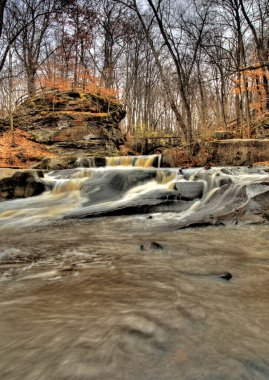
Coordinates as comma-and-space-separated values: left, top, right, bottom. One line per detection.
0, 165, 268, 230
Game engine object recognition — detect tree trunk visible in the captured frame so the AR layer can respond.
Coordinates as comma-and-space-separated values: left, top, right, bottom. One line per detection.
27, 68, 37, 97
8, 50, 15, 147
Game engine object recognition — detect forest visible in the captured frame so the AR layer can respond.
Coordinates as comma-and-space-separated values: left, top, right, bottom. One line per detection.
0, 0, 268, 145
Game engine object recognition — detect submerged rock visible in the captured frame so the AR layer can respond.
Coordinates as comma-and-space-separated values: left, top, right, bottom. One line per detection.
140, 241, 164, 251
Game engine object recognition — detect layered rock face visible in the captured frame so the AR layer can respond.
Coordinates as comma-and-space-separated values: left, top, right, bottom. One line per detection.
11, 91, 126, 156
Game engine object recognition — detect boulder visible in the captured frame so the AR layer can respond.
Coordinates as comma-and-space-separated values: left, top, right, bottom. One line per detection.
0, 170, 45, 200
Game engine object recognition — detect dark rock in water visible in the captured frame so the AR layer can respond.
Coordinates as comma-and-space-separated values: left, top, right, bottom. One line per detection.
94, 157, 106, 167
0, 170, 45, 200
140, 241, 163, 251
219, 272, 232, 280
217, 177, 233, 187
147, 215, 153, 219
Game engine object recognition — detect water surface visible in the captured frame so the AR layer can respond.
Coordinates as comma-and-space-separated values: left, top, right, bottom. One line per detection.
1, 217, 269, 380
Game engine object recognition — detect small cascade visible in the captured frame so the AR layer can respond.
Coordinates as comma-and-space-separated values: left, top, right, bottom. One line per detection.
45, 169, 93, 194
155, 170, 177, 185
106, 156, 135, 167
105, 155, 161, 168
51, 179, 83, 195
134, 156, 157, 168
75, 157, 95, 168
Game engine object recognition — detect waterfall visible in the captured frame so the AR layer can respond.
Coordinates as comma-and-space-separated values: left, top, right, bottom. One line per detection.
106, 155, 161, 168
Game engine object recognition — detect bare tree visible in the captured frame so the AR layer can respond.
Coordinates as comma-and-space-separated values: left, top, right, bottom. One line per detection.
238, 0, 269, 109
12, 0, 65, 96
114, 0, 212, 146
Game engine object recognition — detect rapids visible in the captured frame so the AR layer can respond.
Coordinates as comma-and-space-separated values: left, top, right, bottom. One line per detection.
0, 157, 269, 230
1, 157, 269, 379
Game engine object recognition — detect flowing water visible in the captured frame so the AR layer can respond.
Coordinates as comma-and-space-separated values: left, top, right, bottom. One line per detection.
1, 157, 269, 379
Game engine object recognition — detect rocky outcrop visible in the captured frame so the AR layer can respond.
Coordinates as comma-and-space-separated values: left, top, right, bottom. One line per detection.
0, 170, 45, 200
9, 90, 126, 157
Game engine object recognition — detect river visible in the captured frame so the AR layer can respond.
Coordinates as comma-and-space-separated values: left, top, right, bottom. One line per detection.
0, 159, 269, 379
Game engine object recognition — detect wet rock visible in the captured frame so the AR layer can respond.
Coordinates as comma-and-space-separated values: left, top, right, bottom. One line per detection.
217, 177, 233, 187
0, 170, 45, 200
140, 241, 163, 251
245, 185, 269, 219
94, 157, 106, 167
219, 272, 232, 280
174, 181, 204, 199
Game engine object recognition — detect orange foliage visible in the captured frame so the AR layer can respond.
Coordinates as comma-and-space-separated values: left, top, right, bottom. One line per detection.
0, 129, 58, 168
232, 86, 241, 94
254, 161, 269, 166
233, 66, 269, 113
40, 66, 119, 102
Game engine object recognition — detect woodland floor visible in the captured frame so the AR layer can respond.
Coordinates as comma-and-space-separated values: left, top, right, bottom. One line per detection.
0, 129, 57, 168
